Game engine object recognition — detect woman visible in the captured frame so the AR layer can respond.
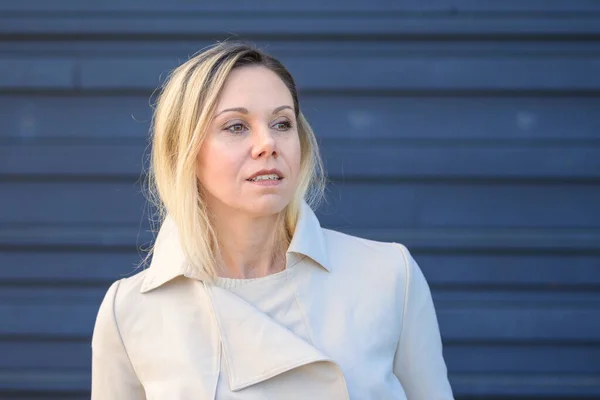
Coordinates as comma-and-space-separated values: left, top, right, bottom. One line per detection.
91, 41, 454, 399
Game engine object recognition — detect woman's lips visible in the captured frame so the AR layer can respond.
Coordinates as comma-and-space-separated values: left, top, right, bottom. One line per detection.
246, 178, 283, 187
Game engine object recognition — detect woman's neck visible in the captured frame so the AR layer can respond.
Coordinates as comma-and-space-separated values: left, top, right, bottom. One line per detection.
210, 207, 287, 279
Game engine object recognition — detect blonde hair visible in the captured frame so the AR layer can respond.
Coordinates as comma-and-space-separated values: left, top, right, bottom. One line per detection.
145, 41, 326, 280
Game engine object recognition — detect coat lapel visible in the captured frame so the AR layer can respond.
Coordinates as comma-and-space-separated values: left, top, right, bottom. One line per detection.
206, 284, 347, 395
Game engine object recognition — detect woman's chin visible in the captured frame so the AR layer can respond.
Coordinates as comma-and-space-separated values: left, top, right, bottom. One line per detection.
245, 197, 290, 218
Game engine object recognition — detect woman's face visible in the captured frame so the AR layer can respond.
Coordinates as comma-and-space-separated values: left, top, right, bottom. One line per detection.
197, 65, 302, 218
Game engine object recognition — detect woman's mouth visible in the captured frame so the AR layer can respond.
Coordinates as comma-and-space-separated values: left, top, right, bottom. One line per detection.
246, 174, 283, 186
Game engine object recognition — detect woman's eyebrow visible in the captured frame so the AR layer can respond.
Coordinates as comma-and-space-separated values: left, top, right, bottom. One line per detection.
271, 105, 293, 115
215, 105, 293, 117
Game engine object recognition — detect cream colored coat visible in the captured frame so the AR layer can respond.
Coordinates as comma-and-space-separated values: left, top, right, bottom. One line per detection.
91, 202, 454, 399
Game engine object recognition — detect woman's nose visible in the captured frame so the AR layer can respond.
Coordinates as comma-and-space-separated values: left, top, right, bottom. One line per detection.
251, 126, 278, 159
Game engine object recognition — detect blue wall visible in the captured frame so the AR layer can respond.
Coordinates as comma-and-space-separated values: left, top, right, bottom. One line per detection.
1, 1, 599, 398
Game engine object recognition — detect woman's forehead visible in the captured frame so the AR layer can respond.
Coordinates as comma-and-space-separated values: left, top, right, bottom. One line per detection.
216, 66, 294, 111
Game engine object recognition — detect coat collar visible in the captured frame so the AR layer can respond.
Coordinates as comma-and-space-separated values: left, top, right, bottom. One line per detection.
140, 201, 330, 293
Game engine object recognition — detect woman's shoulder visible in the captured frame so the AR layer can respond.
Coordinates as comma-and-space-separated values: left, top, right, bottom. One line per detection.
92, 269, 148, 345
109, 267, 149, 299
94, 268, 149, 321
321, 227, 416, 281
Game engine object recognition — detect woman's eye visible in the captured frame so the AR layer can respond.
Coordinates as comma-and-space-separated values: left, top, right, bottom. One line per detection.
223, 121, 292, 134
274, 121, 292, 131
225, 123, 247, 133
